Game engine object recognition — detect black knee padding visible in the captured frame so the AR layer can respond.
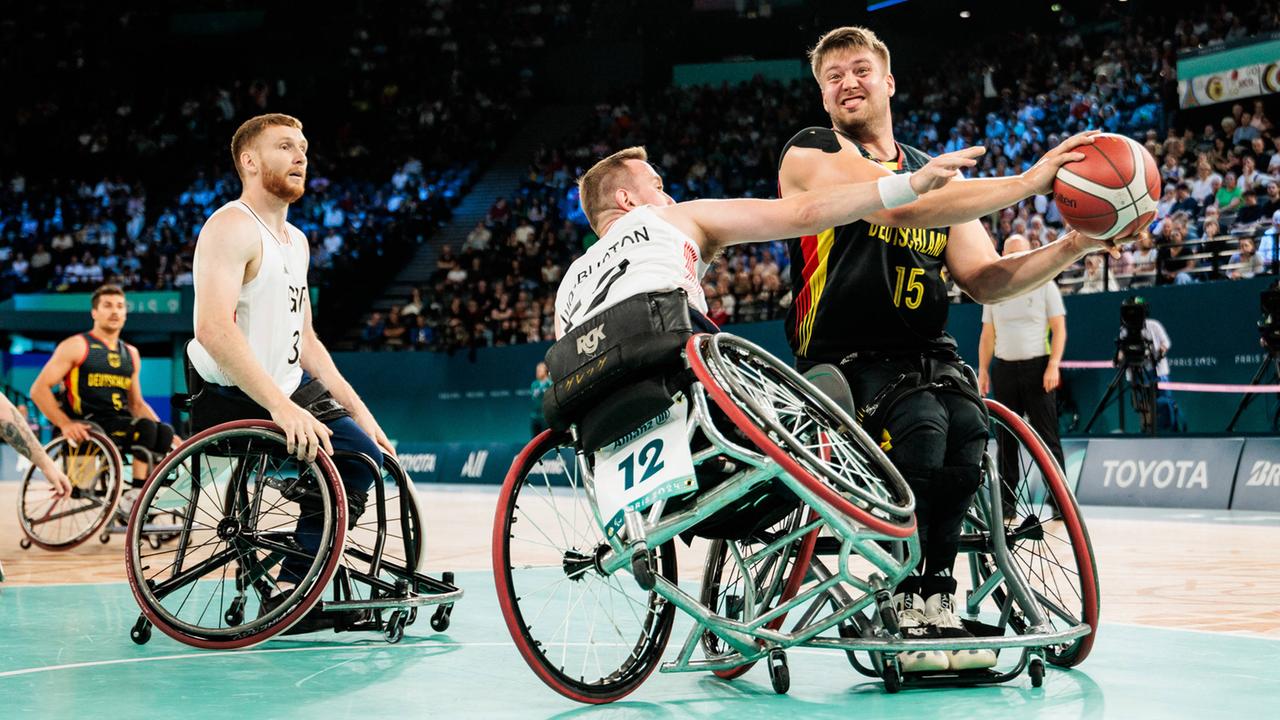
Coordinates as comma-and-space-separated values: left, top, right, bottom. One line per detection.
130, 419, 158, 454
153, 423, 175, 454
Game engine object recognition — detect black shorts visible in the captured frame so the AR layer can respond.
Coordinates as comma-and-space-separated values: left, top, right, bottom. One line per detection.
83, 414, 175, 462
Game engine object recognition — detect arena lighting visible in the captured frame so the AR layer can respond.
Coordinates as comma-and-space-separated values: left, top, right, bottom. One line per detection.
1050, 3, 1062, 11
959, 10, 971, 18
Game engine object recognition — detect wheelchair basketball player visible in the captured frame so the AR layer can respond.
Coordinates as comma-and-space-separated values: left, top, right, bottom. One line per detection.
187, 113, 395, 628
779, 26, 1134, 671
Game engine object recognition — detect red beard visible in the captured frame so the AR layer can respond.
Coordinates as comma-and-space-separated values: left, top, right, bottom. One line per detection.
263, 166, 305, 203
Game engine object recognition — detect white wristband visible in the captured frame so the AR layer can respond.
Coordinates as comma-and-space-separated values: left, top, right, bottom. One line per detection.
878, 173, 918, 209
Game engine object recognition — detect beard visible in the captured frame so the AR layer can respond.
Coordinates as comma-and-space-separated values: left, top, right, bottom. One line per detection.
262, 166, 305, 203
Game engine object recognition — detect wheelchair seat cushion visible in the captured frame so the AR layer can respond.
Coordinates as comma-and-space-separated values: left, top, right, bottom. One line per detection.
542, 290, 694, 449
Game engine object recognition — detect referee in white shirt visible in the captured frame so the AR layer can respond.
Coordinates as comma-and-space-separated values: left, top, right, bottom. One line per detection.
977, 235, 1068, 515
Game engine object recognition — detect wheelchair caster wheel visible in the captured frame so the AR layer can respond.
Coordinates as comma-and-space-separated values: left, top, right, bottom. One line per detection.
99, 532, 111, 545
631, 551, 655, 591
224, 597, 246, 627
131, 617, 152, 645
19, 538, 32, 550
882, 663, 901, 694
1029, 657, 1044, 688
430, 605, 452, 632
767, 649, 790, 695
147, 534, 162, 551
384, 610, 406, 644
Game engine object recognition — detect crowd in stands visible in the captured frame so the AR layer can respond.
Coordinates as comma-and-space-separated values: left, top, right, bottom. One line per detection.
364, 0, 1280, 351
0, 1, 587, 338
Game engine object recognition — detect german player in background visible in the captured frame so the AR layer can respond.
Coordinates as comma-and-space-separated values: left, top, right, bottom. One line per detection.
30, 285, 179, 484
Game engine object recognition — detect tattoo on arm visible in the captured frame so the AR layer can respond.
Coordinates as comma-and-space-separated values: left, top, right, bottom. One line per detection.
1, 406, 41, 461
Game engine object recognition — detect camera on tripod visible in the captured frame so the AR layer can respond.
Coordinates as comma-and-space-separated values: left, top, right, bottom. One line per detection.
1259, 281, 1280, 352
1116, 296, 1156, 368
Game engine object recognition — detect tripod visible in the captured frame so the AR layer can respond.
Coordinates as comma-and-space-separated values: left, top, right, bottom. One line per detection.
1224, 347, 1280, 432
1083, 360, 1159, 435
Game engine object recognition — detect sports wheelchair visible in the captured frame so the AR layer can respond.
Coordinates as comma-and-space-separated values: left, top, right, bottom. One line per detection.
123, 419, 462, 648
492, 291, 1098, 703
18, 420, 180, 552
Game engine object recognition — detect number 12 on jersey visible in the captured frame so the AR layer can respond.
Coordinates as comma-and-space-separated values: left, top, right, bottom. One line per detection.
592, 395, 696, 539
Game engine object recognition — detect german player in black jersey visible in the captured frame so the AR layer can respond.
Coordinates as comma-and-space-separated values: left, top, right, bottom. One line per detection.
779, 27, 1128, 673
31, 285, 179, 484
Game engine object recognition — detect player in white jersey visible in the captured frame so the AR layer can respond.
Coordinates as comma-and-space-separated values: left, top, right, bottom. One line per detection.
189, 113, 392, 609
556, 144, 984, 337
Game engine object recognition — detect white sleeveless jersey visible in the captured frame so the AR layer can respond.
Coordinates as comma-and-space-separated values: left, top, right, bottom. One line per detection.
188, 201, 309, 396
555, 206, 708, 337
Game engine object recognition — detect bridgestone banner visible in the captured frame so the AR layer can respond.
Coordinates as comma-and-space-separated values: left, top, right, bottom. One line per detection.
1229, 438, 1280, 512
1075, 438, 1244, 509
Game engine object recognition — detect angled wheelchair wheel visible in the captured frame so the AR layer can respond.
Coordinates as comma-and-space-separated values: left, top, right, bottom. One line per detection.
125, 420, 347, 649
493, 430, 677, 704
974, 400, 1100, 667
18, 431, 123, 551
687, 334, 915, 538
700, 507, 819, 680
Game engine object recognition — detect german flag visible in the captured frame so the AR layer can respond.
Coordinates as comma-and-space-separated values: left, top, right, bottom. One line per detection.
791, 228, 836, 356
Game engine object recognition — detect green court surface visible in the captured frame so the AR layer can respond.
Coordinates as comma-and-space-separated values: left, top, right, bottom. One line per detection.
2, 572, 1277, 719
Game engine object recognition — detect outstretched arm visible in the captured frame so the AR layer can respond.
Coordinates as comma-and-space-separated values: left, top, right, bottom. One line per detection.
780, 131, 1097, 229
1, 396, 71, 495
945, 223, 1124, 304
664, 147, 983, 255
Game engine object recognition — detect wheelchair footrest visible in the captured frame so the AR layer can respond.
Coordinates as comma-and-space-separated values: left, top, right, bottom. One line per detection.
901, 667, 1020, 688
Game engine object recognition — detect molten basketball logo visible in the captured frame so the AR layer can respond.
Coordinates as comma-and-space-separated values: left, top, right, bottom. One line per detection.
1053, 134, 1160, 240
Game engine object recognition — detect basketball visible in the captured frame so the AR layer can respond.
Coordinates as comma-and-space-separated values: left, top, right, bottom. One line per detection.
1053, 133, 1161, 240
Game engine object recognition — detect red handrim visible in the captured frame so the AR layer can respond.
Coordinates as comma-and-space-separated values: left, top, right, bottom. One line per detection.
983, 399, 1100, 666
685, 334, 915, 540
19, 431, 123, 551
491, 429, 673, 704
124, 419, 348, 650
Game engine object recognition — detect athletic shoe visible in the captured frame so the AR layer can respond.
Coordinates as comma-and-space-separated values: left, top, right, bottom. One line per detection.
923, 591, 998, 670
892, 591, 949, 672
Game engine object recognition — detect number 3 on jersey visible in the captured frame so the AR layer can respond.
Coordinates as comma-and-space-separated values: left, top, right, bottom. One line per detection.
289, 330, 300, 364
893, 265, 925, 309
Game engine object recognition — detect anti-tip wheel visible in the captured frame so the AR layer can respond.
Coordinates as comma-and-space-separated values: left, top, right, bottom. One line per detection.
385, 610, 406, 644
430, 605, 452, 632
99, 532, 111, 544
130, 617, 152, 645
882, 663, 902, 694
767, 649, 790, 695
1029, 657, 1045, 688
19, 537, 32, 550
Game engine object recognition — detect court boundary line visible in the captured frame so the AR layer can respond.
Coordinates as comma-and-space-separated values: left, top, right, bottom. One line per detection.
2, 621, 1276, 680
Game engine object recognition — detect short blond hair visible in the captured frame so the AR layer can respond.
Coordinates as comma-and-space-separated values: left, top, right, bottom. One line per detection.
577, 146, 648, 234
808, 26, 891, 79
230, 113, 303, 179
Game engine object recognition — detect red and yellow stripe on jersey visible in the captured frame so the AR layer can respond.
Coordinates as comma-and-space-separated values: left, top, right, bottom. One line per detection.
790, 149, 902, 357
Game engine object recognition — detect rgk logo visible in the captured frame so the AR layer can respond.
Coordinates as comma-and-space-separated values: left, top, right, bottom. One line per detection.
577, 326, 607, 355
